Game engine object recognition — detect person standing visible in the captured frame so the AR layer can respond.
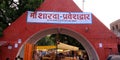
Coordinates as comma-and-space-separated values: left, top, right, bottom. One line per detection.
15, 56, 23, 60
6, 58, 10, 60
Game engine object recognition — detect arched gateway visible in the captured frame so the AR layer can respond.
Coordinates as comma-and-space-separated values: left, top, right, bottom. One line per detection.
0, 0, 118, 60
18, 28, 99, 60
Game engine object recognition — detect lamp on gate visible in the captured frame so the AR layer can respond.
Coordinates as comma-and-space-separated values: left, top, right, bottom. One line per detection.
99, 42, 103, 48
18, 39, 22, 44
14, 43, 18, 48
8, 44, 12, 50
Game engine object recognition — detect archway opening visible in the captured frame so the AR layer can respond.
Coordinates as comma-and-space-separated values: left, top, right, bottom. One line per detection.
35, 34, 88, 60
18, 28, 99, 60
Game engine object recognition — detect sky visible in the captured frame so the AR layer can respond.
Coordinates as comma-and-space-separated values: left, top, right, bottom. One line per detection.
73, 0, 120, 29
13, 0, 120, 29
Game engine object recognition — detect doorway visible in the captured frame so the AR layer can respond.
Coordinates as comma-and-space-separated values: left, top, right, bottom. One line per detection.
17, 28, 99, 60
35, 34, 88, 60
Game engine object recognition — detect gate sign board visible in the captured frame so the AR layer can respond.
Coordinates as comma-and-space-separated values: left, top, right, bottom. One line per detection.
27, 11, 92, 24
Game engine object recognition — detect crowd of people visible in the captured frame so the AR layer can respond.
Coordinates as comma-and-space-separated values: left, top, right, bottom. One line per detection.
33, 50, 88, 60
33, 50, 56, 60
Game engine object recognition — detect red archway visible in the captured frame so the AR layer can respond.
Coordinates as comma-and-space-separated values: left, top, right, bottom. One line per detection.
0, 0, 118, 60
17, 28, 99, 60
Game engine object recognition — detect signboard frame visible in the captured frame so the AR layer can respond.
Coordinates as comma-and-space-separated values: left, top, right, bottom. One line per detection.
27, 11, 92, 24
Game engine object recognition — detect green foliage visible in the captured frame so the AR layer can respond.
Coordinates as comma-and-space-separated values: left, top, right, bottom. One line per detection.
0, 32, 3, 36
0, 0, 44, 37
36, 35, 55, 46
36, 34, 85, 50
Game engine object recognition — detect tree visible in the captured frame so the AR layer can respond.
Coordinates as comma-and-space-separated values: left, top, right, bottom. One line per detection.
36, 35, 55, 46
0, 0, 44, 37
36, 34, 85, 50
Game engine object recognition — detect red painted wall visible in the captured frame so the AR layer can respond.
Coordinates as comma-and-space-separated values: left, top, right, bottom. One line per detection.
0, 0, 118, 60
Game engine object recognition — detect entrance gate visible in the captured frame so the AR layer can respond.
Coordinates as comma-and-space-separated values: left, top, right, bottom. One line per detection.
18, 28, 99, 60
0, 0, 118, 60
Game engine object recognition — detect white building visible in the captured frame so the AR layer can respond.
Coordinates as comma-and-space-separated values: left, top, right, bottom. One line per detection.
110, 19, 120, 37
